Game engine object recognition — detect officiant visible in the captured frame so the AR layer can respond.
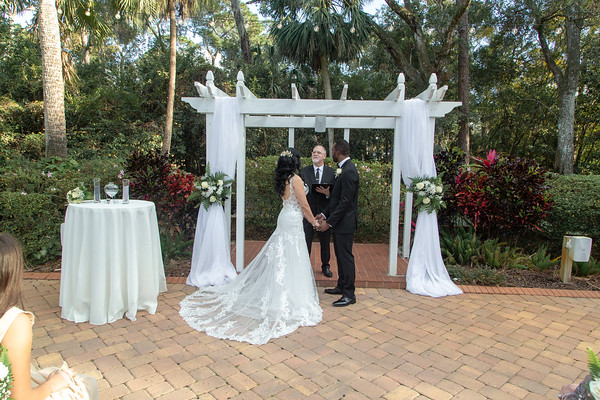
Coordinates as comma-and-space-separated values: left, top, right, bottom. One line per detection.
300, 145, 336, 278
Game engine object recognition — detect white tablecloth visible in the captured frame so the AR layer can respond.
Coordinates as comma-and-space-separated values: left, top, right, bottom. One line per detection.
59, 200, 167, 325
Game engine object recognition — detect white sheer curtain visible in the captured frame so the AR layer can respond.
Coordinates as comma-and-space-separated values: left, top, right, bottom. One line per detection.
400, 99, 462, 297
187, 97, 241, 287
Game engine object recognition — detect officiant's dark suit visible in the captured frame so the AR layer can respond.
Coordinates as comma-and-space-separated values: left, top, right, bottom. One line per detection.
299, 145, 336, 278
317, 139, 359, 307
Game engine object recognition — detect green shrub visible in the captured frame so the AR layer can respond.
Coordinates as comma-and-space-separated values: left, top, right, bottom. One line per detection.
574, 256, 600, 277
528, 245, 558, 271
440, 226, 481, 265
0, 191, 62, 265
542, 174, 600, 246
244, 156, 393, 242
476, 238, 523, 269
124, 149, 197, 239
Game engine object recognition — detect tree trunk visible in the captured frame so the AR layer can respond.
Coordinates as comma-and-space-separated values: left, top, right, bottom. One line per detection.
457, 0, 470, 159
230, 0, 252, 64
82, 29, 91, 65
162, 0, 177, 156
39, 0, 67, 158
553, 3, 582, 175
320, 53, 334, 155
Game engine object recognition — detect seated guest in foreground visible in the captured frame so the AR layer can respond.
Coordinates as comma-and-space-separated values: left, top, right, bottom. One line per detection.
0, 233, 99, 400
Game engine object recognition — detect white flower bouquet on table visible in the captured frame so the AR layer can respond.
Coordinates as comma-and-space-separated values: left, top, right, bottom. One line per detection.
408, 176, 445, 214
188, 163, 234, 210
0, 345, 13, 400
66, 187, 85, 204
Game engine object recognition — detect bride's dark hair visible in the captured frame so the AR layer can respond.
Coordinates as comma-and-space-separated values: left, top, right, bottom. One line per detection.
274, 148, 301, 197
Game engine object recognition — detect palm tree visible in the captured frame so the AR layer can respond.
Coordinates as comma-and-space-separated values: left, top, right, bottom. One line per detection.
39, 0, 67, 157
267, 0, 372, 153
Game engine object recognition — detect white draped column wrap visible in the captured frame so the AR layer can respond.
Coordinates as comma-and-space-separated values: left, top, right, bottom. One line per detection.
400, 99, 463, 297
187, 97, 241, 287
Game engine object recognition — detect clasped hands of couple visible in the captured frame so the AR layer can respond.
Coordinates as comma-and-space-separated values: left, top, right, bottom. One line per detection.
312, 214, 330, 232
310, 184, 331, 231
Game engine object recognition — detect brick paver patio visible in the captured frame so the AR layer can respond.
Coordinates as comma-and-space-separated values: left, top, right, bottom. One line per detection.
22, 242, 600, 399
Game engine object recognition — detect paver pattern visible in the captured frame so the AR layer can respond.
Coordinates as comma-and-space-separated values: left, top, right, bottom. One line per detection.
24, 279, 600, 399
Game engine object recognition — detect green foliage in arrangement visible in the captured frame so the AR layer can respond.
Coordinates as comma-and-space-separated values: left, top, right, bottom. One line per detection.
244, 156, 393, 242
542, 174, 600, 244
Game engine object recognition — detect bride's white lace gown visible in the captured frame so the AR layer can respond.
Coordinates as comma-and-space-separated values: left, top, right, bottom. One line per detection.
179, 177, 323, 345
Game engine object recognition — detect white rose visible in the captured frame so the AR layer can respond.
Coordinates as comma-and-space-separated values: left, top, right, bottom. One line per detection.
589, 379, 600, 400
336, 168, 342, 177
0, 363, 8, 379
217, 180, 223, 186
209, 195, 216, 203
422, 197, 431, 204
415, 182, 424, 190
216, 187, 223, 195
436, 186, 443, 193
201, 181, 209, 189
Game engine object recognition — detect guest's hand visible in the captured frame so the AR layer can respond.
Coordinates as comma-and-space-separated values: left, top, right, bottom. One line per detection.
47, 368, 76, 392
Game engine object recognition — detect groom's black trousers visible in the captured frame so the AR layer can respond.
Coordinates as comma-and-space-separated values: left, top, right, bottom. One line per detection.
332, 231, 355, 299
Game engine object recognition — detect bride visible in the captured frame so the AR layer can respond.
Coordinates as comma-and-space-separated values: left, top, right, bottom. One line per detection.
179, 148, 323, 345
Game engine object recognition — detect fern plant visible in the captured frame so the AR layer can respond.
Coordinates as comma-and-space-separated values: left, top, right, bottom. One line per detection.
529, 245, 558, 271
476, 239, 522, 269
440, 226, 481, 265
574, 256, 600, 277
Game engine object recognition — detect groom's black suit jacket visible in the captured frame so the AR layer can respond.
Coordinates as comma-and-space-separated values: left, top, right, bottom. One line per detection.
323, 159, 359, 234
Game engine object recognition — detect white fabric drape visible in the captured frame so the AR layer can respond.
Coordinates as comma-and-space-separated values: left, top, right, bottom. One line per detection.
400, 99, 462, 297
187, 97, 241, 287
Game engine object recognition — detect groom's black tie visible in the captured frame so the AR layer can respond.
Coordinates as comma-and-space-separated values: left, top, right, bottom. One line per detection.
315, 168, 320, 183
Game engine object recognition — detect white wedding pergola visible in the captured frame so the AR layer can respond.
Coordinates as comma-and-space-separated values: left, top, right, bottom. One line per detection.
182, 71, 460, 277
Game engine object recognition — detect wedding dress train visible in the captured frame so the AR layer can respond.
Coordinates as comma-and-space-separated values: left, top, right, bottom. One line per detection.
179, 178, 322, 345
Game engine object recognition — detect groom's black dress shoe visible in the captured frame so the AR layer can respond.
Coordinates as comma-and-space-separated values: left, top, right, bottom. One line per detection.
324, 287, 342, 295
321, 265, 333, 278
333, 296, 356, 307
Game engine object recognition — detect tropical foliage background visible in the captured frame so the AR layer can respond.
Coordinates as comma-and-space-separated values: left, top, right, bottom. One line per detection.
0, 0, 599, 284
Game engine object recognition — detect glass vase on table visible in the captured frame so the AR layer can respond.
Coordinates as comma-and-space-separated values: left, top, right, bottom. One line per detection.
104, 182, 119, 203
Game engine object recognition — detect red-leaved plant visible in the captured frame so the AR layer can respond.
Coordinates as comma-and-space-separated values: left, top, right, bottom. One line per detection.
454, 150, 553, 237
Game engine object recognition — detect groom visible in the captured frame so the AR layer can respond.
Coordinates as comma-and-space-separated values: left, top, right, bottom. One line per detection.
316, 139, 359, 307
